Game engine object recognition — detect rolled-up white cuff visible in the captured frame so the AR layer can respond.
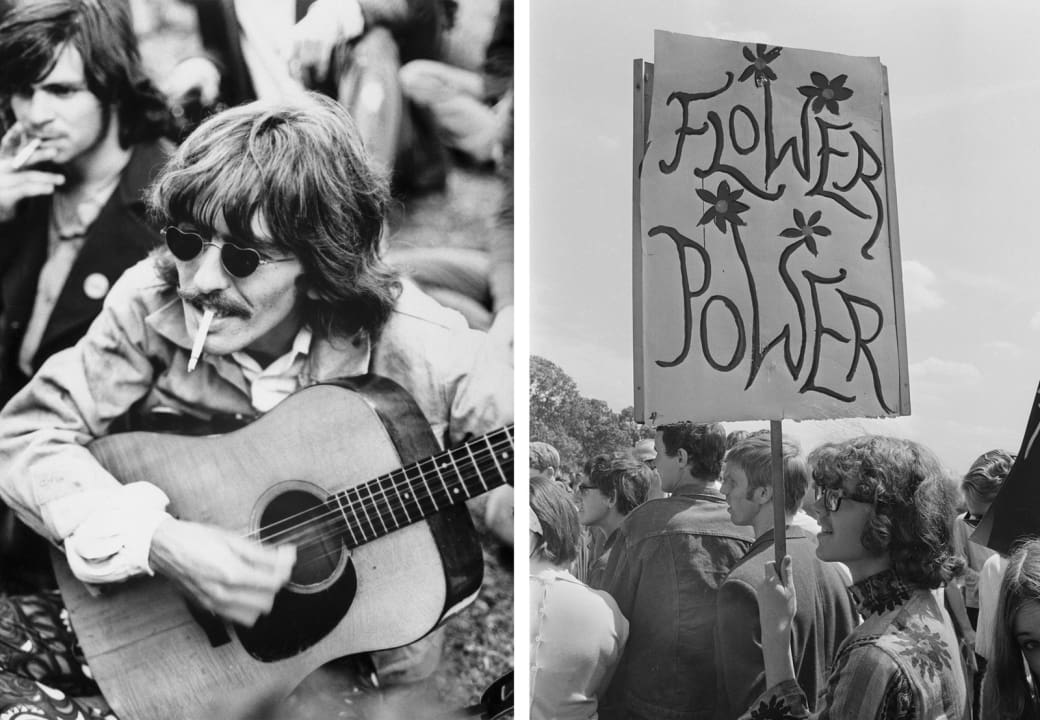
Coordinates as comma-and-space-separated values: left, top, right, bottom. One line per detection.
64, 482, 170, 583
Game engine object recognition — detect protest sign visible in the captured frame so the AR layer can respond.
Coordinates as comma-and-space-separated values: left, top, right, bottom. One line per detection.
634, 31, 909, 424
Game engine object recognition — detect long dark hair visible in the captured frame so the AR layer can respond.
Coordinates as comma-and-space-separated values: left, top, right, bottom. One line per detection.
0, 0, 170, 145
984, 540, 1040, 720
150, 95, 401, 340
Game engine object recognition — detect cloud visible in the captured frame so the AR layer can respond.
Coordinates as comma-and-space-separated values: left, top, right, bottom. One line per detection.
983, 340, 1023, 359
901, 260, 944, 312
1030, 310, 1040, 332
909, 357, 982, 385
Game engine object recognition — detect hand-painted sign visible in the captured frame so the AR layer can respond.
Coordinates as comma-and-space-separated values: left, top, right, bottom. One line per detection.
634, 31, 909, 423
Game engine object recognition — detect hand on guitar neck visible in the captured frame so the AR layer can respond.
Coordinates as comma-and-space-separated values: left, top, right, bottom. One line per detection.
149, 516, 297, 626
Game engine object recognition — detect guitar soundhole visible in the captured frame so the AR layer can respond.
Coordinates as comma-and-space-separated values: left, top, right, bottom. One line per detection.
258, 490, 345, 589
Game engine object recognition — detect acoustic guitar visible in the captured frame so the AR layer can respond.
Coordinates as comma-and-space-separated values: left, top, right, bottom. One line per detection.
51, 375, 514, 720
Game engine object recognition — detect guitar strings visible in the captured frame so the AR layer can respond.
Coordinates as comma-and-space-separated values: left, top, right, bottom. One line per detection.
256, 450, 512, 549
258, 448, 512, 553
240, 429, 513, 543
261, 452, 513, 574
243, 433, 513, 546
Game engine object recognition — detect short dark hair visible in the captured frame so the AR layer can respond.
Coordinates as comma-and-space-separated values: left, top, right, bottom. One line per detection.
725, 433, 808, 515
583, 452, 611, 477
530, 442, 561, 473
150, 95, 400, 340
808, 435, 964, 589
962, 449, 1015, 505
0, 0, 170, 146
587, 454, 653, 516
530, 475, 579, 565
657, 422, 726, 480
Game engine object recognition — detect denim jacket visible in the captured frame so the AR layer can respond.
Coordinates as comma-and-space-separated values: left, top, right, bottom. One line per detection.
601, 489, 754, 720
0, 259, 512, 543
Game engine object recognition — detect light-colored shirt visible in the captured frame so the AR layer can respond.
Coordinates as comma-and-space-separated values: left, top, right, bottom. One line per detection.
530, 567, 628, 720
231, 326, 320, 412
976, 553, 1009, 661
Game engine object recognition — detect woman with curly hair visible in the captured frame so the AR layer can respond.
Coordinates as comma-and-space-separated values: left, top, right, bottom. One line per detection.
982, 539, 1040, 719
529, 475, 629, 720
741, 435, 968, 720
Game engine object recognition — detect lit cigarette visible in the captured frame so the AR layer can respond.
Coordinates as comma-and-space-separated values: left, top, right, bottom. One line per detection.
12, 138, 42, 170
187, 308, 215, 373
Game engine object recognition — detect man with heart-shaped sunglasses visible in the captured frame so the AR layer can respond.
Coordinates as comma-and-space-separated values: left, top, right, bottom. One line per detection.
0, 91, 511, 717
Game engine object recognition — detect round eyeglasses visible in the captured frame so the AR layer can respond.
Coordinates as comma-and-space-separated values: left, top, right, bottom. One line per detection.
162, 226, 293, 278
817, 487, 874, 512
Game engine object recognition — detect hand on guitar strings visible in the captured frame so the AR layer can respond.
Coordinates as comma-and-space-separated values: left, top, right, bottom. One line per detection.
148, 517, 297, 627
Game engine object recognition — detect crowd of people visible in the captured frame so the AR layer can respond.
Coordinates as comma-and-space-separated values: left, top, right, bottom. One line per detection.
529, 426, 1039, 720
0, 0, 512, 717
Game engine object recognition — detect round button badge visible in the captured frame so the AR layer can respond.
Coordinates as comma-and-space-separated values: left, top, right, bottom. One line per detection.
83, 273, 110, 301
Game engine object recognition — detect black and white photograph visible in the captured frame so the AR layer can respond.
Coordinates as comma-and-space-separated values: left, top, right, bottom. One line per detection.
0, 0, 513, 718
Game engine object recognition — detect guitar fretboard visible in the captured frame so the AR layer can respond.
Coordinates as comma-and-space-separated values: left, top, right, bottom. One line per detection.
329, 426, 513, 549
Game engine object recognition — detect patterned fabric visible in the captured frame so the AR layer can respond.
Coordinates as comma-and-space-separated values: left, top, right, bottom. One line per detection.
847, 569, 912, 616
0, 592, 114, 719
738, 572, 967, 720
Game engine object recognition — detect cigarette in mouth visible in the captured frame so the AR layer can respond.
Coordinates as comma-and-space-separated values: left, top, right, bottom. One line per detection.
187, 308, 215, 373
12, 138, 42, 170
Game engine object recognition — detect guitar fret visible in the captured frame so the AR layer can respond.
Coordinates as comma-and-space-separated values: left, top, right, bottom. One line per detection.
414, 460, 438, 514
357, 486, 378, 540
333, 492, 359, 547
390, 469, 413, 525
403, 464, 431, 517
465, 442, 488, 493
363, 482, 389, 536
432, 455, 452, 500
343, 487, 371, 543
446, 450, 467, 501
377, 475, 402, 531
483, 435, 507, 485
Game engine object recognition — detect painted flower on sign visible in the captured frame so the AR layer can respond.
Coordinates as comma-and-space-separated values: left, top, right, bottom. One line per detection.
739, 44, 782, 86
696, 181, 750, 234
798, 72, 854, 114
779, 209, 831, 256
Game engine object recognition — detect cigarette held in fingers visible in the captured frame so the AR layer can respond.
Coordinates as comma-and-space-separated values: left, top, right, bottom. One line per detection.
12, 137, 42, 170
187, 308, 215, 373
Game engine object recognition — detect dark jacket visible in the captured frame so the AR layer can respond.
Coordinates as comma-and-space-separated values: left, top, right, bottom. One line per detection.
714, 526, 858, 720
601, 489, 754, 720
0, 140, 169, 406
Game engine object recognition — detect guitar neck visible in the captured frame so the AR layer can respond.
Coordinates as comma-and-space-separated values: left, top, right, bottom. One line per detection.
329, 425, 513, 549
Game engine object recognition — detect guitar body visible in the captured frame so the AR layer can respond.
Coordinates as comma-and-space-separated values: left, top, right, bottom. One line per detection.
53, 376, 484, 720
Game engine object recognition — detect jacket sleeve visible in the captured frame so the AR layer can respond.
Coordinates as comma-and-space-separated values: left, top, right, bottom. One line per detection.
716, 575, 767, 719
0, 273, 158, 542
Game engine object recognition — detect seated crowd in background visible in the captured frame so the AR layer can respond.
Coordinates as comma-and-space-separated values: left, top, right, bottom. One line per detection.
530, 427, 1023, 720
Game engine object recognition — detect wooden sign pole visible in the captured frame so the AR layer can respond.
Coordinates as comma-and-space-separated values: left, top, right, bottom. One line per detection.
770, 420, 787, 579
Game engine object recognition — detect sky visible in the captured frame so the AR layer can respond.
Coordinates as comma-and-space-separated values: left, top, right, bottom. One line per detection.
529, 0, 1040, 472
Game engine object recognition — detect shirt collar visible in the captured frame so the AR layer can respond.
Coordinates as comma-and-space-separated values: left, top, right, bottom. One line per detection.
847, 568, 913, 617
231, 325, 312, 374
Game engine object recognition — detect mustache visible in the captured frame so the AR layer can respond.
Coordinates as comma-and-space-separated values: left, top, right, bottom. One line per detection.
178, 290, 251, 319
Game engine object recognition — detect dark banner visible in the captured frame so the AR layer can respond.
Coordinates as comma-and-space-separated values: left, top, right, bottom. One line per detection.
973, 381, 1040, 555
